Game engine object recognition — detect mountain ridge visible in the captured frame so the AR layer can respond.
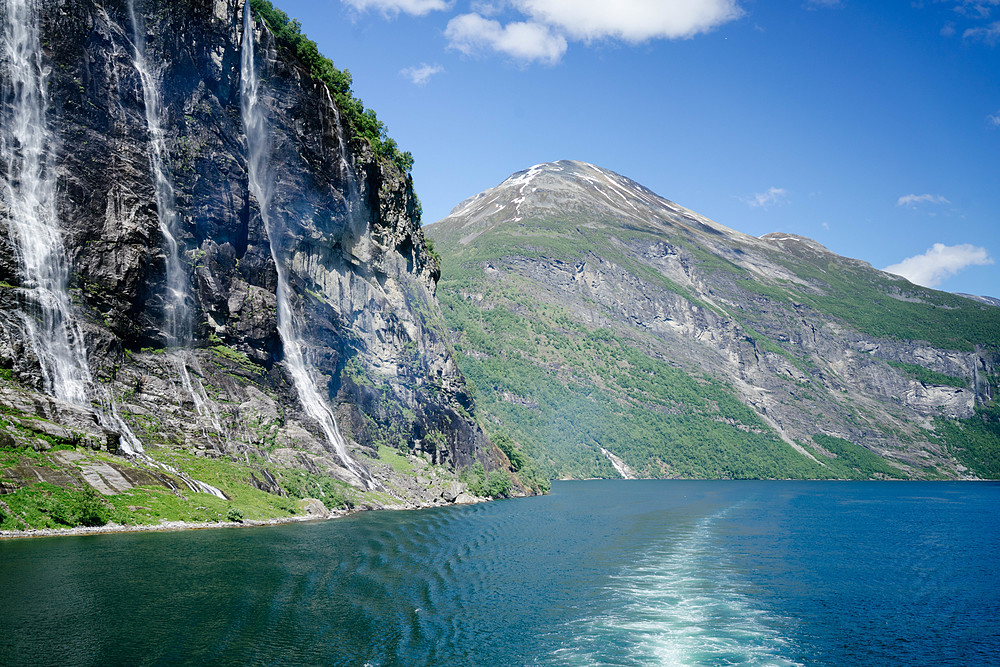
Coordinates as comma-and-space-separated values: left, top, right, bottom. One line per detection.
428, 160, 1000, 480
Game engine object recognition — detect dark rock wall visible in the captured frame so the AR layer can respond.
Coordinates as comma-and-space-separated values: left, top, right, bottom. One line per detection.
0, 0, 508, 481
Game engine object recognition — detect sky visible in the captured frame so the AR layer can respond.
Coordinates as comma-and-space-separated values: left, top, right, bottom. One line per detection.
270, 0, 999, 298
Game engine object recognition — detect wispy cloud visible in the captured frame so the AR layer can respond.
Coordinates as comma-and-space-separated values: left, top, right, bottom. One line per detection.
964, 19, 1000, 43
745, 187, 788, 208
884, 243, 994, 288
927, 2, 1000, 42
445, 14, 567, 64
342, 0, 452, 15
401, 63, 444, 84
896, 193, 950, 208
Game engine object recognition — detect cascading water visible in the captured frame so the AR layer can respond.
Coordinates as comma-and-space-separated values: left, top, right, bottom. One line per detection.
1, 0, 146, 456
1, 0, 91, 407
0, 1, 227, 500
239, 3, 373, 489
126, 0, 189, 345
127, 0, 230, 445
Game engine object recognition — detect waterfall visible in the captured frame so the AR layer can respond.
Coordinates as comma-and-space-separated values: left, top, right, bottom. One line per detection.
128, 2, 230, 447
0, 0, 235, 500
239, 3, 373, 489
1, 0, 91, 406
0, 0, 147, 457
177, 356, 228, 440
127, 0, 189, 344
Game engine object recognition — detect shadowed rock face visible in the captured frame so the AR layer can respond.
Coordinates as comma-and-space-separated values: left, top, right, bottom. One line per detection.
0, 0, 513, 498
428, 160, 1000, 479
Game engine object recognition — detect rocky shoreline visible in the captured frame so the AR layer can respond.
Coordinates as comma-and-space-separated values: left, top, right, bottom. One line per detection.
0, 511, 343, 541
0, 493, 491, 541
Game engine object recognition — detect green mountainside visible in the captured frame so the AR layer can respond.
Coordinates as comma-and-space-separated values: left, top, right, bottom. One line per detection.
427, 161, 1000, 481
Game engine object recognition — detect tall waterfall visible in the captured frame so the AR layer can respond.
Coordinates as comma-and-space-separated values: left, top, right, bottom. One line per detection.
1, 0, 91, 406
1, 0, 149, 457
127, 0, 226, 443
127, 0, 189, 344
239, 4, 372, 489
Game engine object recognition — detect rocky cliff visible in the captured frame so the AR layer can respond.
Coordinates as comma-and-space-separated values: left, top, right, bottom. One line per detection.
0, 0, 522, 531
428, 161, 1000, 480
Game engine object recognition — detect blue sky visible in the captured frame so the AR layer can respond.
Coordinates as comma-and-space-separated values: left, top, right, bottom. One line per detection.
271, 0, 999, 298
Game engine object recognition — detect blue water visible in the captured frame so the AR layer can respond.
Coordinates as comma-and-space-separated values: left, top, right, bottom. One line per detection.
1, 481, 998, 666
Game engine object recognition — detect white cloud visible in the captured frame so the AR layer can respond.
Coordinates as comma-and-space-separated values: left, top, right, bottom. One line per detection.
884, 243, 994, 288
512, 0, 743, 42
897, 193, 950, 208
746, 187, 788, 208
470, 0, 503, 16
342, 0, 452, 16
964, 19, 1000, 43
989, 110, 1000, 126
401, 63, 444, 84
445, 13, 568, 64
821, 221, 830, 230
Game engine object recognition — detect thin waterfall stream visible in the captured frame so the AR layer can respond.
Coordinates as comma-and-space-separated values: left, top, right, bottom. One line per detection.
239, 3, 373, 489
127, 0, 230, 448
126, 0, 190, 344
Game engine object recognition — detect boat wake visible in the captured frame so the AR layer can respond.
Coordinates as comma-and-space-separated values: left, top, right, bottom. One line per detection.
550, 504, 801, 666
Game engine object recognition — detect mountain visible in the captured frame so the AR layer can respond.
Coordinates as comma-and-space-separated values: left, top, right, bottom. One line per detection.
958, 294, 1000, 308
427, 160, 1000, 481
0, 0, 527, 532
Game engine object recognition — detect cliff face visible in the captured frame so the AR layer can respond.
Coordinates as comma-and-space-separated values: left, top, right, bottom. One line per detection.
428, 161, 1000, 480
0, 0, 515, 523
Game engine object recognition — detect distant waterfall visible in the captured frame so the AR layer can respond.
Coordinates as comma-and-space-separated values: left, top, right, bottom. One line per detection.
239, 3, 373, 489
127, 0, 189, 344
1, 0, 91, 406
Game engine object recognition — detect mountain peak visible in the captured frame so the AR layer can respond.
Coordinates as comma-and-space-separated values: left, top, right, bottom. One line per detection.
427, 161, 1000, 482
438, 160, 749, 246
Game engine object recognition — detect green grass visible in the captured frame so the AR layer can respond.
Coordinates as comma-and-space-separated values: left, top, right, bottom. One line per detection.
809, 434, 906, 479
376, 445, 415, 474
0, 483, 112, 530
0, 444, 315, 530
886, 360, 969, 388
210, 344, 260, 372
936, 403, 1000, 479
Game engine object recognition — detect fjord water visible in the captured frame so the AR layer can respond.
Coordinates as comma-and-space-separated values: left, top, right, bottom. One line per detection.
1, 481, 997, 666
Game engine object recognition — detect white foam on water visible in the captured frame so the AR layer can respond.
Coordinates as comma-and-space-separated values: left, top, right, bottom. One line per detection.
552, 505, 801, 666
